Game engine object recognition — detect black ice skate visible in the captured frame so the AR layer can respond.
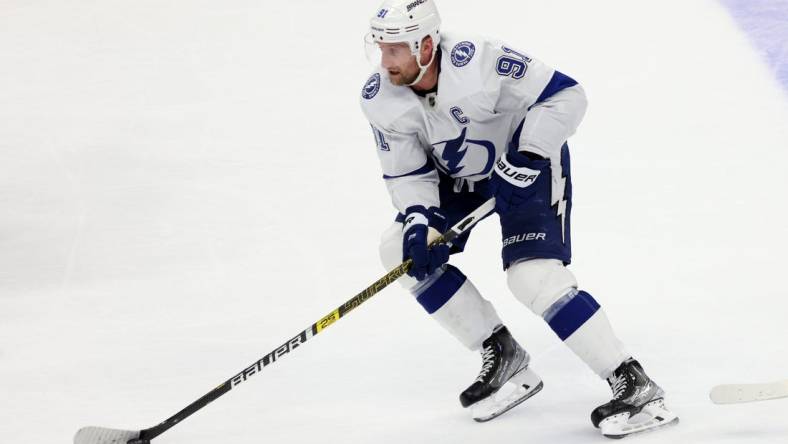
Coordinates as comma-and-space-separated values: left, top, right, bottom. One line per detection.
591, 358, 679, 439
459, 325, 543, 422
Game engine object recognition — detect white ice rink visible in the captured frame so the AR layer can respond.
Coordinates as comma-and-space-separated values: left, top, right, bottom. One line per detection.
2, 1, 787, 443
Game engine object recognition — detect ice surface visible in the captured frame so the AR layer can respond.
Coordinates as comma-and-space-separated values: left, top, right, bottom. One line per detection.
1, 1, 787, 443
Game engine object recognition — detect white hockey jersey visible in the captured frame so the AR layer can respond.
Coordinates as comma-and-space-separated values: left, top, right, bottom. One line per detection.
360, 32, 588, 215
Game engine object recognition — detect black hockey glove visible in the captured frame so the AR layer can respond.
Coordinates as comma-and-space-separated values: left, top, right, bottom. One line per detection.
402, 206, 450, 281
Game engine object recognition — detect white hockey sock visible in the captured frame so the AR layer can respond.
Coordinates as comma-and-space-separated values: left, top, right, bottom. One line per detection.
543, 290, 629, 378
414, 265, 502, 351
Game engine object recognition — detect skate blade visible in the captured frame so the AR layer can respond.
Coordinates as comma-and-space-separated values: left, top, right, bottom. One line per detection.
471, 368, 544, 422
600, 399, 679, 439
710, 380, 788, 404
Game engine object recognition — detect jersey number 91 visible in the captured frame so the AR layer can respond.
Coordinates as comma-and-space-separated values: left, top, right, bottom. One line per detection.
496, 46, 531, 80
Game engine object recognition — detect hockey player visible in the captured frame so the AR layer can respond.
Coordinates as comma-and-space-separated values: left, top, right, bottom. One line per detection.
360, 0, 678, 438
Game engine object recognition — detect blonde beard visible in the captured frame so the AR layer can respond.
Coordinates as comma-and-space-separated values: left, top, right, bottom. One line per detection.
388, 64, 420, 86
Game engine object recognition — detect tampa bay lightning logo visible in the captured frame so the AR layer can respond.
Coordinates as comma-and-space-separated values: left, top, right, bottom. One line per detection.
362, 73, 381, 100
451, 41, 476, 67
433, 127, 495, 177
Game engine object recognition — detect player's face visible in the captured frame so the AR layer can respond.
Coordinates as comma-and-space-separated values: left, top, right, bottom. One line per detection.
378, 42, 419, 86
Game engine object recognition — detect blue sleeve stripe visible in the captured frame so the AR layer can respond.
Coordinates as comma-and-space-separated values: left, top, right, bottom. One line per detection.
547, 290, 600, 341
532, 70, 578, 108
507, 118, 526, 154
415, 265, 467, 314
383, 160, 435, 179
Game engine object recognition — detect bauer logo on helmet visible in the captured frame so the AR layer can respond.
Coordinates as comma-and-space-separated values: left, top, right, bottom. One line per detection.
407, 0, 428, 12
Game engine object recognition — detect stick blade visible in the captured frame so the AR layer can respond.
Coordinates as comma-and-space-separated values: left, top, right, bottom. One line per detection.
710, 380, 788, 404
74, 427, 142, 444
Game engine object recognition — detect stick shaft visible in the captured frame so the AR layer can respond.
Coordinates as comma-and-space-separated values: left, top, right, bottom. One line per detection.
134, 198, 495, 442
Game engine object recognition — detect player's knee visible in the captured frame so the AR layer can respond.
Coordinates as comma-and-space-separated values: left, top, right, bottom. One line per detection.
506, 259, 578, 316
379, 222, 419, 290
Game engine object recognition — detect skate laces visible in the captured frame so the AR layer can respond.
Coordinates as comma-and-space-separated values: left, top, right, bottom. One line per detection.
609, 373, 629, 400
475, 345, 496, 383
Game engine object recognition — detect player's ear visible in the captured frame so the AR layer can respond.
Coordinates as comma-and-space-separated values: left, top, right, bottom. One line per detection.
420, 36, 434, 63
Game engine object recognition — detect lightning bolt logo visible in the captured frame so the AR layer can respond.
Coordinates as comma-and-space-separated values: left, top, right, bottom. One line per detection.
365, 78, 377, 93
439, 127, 468, 175
554, 173, 568, 243
451, 41, 476, 67
433, 128, 496, 178
362, 73, 381, 100
551, 149, 571, 243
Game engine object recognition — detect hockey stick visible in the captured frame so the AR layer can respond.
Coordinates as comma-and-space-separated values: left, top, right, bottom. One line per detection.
74, 198, 496, 444
710, 379, 788, 404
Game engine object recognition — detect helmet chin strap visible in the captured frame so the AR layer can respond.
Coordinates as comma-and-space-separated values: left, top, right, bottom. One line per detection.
406, 45, 438, 86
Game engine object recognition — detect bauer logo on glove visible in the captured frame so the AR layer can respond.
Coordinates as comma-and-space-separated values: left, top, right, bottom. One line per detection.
495, 157, 541, 188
